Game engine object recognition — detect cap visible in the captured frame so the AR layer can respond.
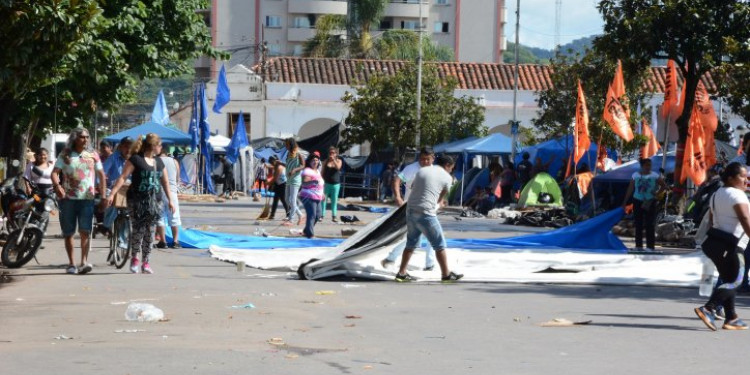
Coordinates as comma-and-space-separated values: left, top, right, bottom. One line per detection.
120, 136, 134, 144
99, 140, 112, 148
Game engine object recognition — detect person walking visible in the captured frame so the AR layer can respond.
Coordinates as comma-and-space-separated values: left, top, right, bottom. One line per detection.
380, 162, 395, 202
396, 155, 463, 282
99, 140, 113, 164
24, 148, 54, 195
50, 128, 106, 275
255, 157, 269, 193
299, 153, 325, 238
268, 156, 290, 220
321, 146, 343, 222
694, 162, 750, 331
155, 147, 182, 249
516, 152, 533, 189
101, 136, 134, 238
381, 147, 438, 271
622, 158, 666, 252
283, 138, 305, 226
500, 162, 515, 205
107, 133, 174, 274
730, 132, 750, 292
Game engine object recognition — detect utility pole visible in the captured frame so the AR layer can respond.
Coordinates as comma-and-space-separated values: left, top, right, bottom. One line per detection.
510, 0, 521, 161
415, 0, 424, 148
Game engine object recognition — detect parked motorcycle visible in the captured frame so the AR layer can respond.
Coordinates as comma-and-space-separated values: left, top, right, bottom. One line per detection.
0, 175, 56, 268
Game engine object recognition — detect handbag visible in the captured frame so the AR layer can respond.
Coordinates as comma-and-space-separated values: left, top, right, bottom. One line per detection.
702, 193, 743, 251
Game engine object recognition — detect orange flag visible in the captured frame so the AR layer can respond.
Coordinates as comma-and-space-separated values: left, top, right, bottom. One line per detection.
574, 80, 591, 164
603, 60, 634, 142
681, 106, 707, 185
641, 118, 660, 159
695, 80, 718, 132
661, 60, 679, 119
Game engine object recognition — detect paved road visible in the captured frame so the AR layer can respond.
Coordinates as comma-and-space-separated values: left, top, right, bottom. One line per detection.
0, 198, 746, 374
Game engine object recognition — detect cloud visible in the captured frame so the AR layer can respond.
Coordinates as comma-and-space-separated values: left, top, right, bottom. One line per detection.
504, 0, 603, 49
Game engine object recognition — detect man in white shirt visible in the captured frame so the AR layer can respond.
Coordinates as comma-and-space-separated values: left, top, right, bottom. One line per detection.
395, 155, 463, 282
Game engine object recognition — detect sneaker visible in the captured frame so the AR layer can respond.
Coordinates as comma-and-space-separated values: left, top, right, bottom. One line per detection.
130, 258, 141, 274
423, 265, 435, 271
171, 242, 182, 249
381, 258, 395, 269
332, 217, 338, 223
156, 241, 167, 249
78, 263, 93, 275
722, 318, 749, 330
694, 306, 717, 331
441, 271, 464, 282
714, 306, 726, 321
395, 273, 417, 282
142, 263, 153, 274
66, 265, 78, 275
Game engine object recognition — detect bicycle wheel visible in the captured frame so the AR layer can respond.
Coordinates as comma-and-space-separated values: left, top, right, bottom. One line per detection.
112, 214, 131, 269
1, 227, 44, 268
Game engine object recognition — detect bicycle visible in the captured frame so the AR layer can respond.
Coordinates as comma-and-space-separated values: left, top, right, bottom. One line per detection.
107, 207, 131, 269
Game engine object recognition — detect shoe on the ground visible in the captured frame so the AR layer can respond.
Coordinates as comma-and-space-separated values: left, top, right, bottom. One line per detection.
714, 306, 726, 321
171, 241, 182, 249
381, 258, 395, 269
130, 257, 141, 274
332, 217, 338, 223
66, 265, 78, 275
142, 263, 153, 274
156, 241, 167, 249
441, 271, 464, 282
694, 306, 717, 331
423, 265, 435, 271
722, 318, 748, 330
395, 273, 417, 282
78, 263, 93, 275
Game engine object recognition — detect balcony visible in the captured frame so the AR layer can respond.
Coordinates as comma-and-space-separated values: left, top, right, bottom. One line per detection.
288, 0, 347, 15
288, 27, 317, 42
384, 0, 427, 18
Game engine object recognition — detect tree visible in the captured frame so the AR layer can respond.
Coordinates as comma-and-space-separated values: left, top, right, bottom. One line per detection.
533, 48, 650, 153
0, 0, 222, 169
373, 30, 454, 61
304, 15, 348, 58
341, 64, 486, 159
347, 0, 388, 56
595, 0, 750, 179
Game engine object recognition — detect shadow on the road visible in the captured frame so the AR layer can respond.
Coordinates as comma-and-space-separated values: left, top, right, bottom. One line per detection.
586, 322, 704, 331
4, 271, 123, 277
585, 313, 695, 321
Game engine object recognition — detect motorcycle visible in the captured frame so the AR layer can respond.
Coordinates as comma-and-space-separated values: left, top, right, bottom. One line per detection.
0, 175, 56, 268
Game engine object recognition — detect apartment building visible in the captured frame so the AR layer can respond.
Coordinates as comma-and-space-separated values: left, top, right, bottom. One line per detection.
196, 0, 506, 79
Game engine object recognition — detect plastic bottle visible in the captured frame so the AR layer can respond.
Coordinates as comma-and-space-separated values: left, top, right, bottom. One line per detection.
699, 254, 716, 297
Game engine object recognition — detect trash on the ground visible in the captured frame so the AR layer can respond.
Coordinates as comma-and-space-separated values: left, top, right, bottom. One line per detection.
268, 337, 285, 346
54, 335, 73, 340
236, 261, 246, 272
289, 229, 303, 236
230, 303, 256, 309
340, 283, 364, 288
344, 324, 356, 328
486, 208, 521, 220
301, 300, 324, 304
315, 290, 336, 295
124, 303, 165, 322
261, 292, 276, 297
15, 298, 24, 301
340, 215, 360, 223
539, 318, 592, 327
110, 301, 128, 305
513, 317, 522, 322
114, 329, 145, 333
345, 315, 362, 319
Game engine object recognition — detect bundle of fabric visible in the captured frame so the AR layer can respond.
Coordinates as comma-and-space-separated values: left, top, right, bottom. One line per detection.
507, 209, 574, 228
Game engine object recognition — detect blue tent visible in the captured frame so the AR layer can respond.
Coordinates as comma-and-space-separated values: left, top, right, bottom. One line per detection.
516, 135, 617, 178
434, 136, 478, 153
593, 154, 674, 184
443, 133, 513, 155
104, 121, 192, 145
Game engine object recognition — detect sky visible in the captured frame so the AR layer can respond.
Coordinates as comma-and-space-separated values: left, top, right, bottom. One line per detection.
504, 0, 604, 50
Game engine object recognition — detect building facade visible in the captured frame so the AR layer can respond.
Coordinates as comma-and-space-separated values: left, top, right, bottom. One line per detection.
196, 0, 507, 79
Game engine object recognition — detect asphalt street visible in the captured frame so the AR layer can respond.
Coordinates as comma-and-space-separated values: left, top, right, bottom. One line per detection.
0, 198, 747, 375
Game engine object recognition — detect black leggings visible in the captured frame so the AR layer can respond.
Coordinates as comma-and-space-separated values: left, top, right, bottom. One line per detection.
703, 244, 745, 320
270, 182, 288, 218
633, 199, 656, 249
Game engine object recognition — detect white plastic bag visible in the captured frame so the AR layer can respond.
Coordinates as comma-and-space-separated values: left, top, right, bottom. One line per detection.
125, 303, 165, 322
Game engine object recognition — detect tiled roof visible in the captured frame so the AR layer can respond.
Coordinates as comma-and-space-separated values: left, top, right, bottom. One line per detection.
260, 57, 716, 93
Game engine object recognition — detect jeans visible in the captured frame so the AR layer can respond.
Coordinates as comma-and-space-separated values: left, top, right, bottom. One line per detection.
103, 205, 118, 229
322, 183, 341, 218
405, 211, 447, 251
286, 184, 303, 221
633, 199, 656, 249
302, 197, 320, 238
59, 199, 95, 236
270, 182, 289, 218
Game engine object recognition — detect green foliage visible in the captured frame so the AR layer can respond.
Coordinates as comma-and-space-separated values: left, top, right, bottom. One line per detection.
341, 64, 486, 156
532, 48, 651, 153
304, 15, 348, 58
718, 61, 750, 124
502, 42, 543, 64
372, 30, 454, 62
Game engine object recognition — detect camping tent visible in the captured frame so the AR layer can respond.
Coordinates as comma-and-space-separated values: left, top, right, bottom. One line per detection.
104, 122, 192, 145
516, 135, 616, 178
518, 172, 563, 208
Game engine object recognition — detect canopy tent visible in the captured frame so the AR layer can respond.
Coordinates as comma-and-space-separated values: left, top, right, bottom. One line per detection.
442, 133, 513, 155
104, 122, 192, 145
434, 136, 478, 153
516, 136, 617, 179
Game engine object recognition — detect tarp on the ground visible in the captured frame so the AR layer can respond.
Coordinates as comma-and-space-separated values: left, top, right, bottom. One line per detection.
104, 122, 193, 145
518, 172, 563, 207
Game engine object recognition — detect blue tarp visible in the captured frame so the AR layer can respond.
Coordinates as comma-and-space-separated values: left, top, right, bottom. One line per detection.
169, 208, 626, 253
516, 136, 618, 178
104, 122, 193, 145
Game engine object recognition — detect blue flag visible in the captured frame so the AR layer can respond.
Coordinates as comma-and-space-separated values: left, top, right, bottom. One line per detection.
188, 86, 199, 151
199, 84, 216, 194
225, 111, 249, 164
212, 64, 231, 114
151, 89, 170, 126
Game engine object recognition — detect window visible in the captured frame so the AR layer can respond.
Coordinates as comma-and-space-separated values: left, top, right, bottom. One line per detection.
401, 20, 419, 30
379, 19, 393, 30
265, 15, 281, 28
228, 113, 251, 138
435, 0, 448, 4
293, 15, 313, 28
268, 44, 281, 56
434, 22, 449, 33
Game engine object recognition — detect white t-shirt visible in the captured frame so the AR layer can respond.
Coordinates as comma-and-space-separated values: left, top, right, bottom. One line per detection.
407, 165, 453, 216
711, 187, 750, 239
631, 171, 660, 201
398, 162, 421, 200
23, 162, 54, 186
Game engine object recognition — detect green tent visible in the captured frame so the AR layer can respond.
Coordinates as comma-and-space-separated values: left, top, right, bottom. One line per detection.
518, 172, 563, 208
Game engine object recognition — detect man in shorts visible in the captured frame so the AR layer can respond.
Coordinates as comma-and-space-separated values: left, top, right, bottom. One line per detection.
51, 128, 106, 274
396, 155, 463, 282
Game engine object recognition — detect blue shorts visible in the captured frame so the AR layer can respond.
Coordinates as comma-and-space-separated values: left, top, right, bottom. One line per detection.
405, 211, 446, 251
59, 199, 95, 236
